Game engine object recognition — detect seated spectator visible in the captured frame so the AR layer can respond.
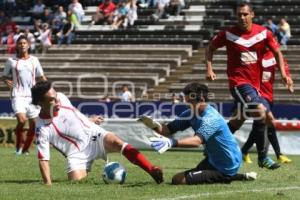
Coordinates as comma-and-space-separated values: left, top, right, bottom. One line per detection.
56, 17, 75, 46
278, 18, 291, 46
32, 0, 46, 20
52, 5, 66, 34
41, 7, 54, 25
166, 0, 184, 16
265, 18, 278, 34
67, 10, 80, 28
68, 0, 85, 24
1, 16, 17, 44
111, 1, 129, 29
125, 0, 138, 27
152, 0, 170, 20
90, 0, 116, 25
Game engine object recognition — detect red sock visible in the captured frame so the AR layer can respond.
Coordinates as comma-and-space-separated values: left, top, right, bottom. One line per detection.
122, 143, 154, 173
15, 127, 24, 151
22, 126, 35, 152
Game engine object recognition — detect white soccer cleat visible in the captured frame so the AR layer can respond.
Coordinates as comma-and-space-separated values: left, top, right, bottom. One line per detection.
245, 172, 257, 181
138, 115, 161, 129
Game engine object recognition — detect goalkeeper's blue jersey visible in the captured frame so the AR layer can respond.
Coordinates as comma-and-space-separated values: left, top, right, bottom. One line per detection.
168, 105, 242, 176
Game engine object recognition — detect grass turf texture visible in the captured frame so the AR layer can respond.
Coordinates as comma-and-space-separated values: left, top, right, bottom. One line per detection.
0, 147, 299, 200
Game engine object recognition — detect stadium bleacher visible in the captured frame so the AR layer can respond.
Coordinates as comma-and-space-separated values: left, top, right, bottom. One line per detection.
0, 0, 299, 103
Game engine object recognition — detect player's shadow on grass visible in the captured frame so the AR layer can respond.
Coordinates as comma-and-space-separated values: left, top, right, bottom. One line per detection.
124, 181, 172, 187
0, 179, 40, 184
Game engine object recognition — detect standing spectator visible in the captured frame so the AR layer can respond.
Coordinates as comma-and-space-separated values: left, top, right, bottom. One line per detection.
278, 18, 291, 46
68, 0, 85, 24
90, 0, 116, 25
56, 17, 75, 46
24, 27, 36, 52
2, 35, 46, 155
38, 23, 52, 53
205, 3, 292, 169
120, 84, 134, 102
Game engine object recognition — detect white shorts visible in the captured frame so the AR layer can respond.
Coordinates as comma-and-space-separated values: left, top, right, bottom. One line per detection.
67, 129, 109, 173
12, 97, 40, 118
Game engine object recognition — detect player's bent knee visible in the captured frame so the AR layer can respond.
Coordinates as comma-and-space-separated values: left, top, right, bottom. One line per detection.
104, 132, 124, 153
172, 173, 186, 185
68, 170, 87, 181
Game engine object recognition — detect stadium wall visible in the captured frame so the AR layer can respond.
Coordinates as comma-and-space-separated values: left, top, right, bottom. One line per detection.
0, 118, 299, 155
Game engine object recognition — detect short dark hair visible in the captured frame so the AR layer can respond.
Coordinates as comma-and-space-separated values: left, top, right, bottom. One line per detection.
237, 2, 253, 12
16, 35, 30, 55
182, 82, 209, 102
31, 81, 52, 105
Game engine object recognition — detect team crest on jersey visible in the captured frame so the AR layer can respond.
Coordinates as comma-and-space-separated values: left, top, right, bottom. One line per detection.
245, 95, 252, 102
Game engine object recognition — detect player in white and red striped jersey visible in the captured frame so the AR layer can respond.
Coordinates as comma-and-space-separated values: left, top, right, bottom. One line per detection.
241, 49, 293, 164
31, 81, 163, 186
205, 2, 293, 169
2, 35, 46, 155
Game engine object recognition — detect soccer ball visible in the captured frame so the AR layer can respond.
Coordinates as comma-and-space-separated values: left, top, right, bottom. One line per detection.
102, 162, 127, 184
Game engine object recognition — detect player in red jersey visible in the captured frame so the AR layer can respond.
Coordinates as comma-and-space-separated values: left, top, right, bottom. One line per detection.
205, 3, 293, 169
242, 49, 293, 164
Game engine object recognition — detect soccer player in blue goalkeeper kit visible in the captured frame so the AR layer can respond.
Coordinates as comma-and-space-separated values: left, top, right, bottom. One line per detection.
139, 82, 256, 184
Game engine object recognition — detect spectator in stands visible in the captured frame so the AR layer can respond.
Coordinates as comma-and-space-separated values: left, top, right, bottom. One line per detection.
152, 0, 170, 20
111, 1, 129, 29
120, 84, 134, 102
41, 7, 54, 25
205, 3, 292, 169
1, 16, 17, 44
265, 18, 278, 34
32, 0, 46, 20
68, 0, 85, 24
0, 10, 5, 24
56, 17, 75, 46
38, 23, 52, 53
90, 0, 116, 25
278, 18, 291, 46
2, 35, 46, 155
4, 0, 16, 15
52, 5, 66, 35
166, 0, 185, 16
24, 27, 37, 52
125, 0, 138, 27
67, 10, 80, 28
31, 81, 163, 185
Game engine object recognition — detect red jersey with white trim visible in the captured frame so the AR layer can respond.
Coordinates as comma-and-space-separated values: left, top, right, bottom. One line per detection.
261, 50, 290, 103
3, 55, 44, 98
36, 93, 106, 160
211, 24, 280, 89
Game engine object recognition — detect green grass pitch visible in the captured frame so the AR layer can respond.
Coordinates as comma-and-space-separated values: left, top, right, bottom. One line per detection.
0, 147, 299, 200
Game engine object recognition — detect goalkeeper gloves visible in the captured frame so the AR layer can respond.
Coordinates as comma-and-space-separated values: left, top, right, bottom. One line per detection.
149, 136, 178, 154
138, 115, 161, 129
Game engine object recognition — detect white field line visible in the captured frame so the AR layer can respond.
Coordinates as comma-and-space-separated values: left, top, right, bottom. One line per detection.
151, 186, 300, 200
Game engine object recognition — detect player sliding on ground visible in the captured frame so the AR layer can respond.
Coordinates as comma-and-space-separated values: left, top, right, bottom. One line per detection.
139, 82, 257, 185
31, 81, 163, 186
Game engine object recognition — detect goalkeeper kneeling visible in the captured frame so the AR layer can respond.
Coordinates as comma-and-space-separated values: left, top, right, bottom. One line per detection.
139, 82, 257, 185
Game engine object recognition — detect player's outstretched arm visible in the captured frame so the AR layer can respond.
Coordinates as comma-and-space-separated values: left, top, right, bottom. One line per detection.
205, 43, 217, 81
39, 160, 52, 186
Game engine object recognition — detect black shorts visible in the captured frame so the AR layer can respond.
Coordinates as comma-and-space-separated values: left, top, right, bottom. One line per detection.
184, 158, 232, 184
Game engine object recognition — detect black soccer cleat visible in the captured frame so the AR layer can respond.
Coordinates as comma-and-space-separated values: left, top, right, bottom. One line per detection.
150, 166, 164, 184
